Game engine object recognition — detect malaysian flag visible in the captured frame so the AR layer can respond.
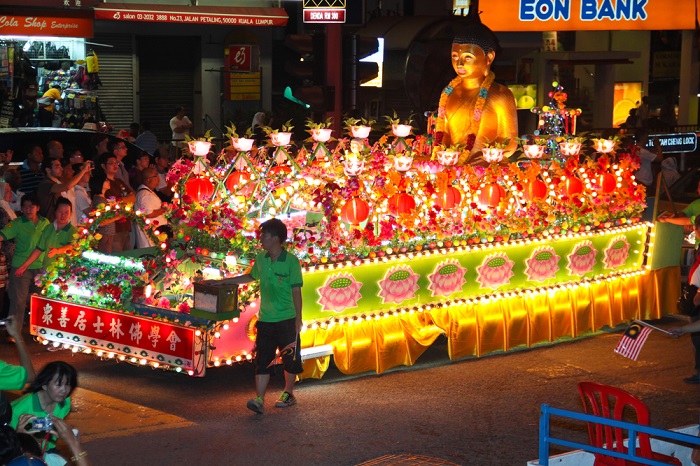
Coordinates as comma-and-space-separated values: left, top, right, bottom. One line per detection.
614, 322, 652, 361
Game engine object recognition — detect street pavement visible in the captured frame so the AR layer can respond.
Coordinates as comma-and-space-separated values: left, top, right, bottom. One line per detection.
3, 314, 700, 466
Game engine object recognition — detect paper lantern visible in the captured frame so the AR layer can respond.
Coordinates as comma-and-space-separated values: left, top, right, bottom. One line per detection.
435, 186, 462, 210
269, 165, 292, 176
387, 193, 416, 215
185, 176, 214, 202
311, 128, 333, 142
341, 197, 370, 225
478, 183, 505, 207
597, 173, 616, 193
561, 176, 583, 196
188, 140, 211, 156
224, 171, 251, 192
522, 179, 547, 201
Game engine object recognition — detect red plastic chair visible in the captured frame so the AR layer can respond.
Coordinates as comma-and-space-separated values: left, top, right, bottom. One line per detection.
578, 382, 681, 466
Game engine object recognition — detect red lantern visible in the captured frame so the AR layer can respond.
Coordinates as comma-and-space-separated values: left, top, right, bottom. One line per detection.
561, 176, 583, 196
185, 177, 215, 202
341, 197, 370, 225
597, 173, 616, 193
269, 165, 292, 176
387, 193, 416, 215
522, 179, 547, 201
478, 182, 505, 207
435, 186, 462, 210
224, 171, 251, 192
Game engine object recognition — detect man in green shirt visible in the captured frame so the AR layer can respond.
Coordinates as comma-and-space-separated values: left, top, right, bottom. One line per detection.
16, 197, 77, 274
206, 218, 303, 414
0, 194, 50, 330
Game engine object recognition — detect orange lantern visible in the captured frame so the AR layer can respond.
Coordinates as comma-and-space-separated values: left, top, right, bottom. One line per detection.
561, 176, 583, 196
478, 182, 505, 207
597, 173, 616, 193
387, 193, 416, 215
224, 171, 251, 192
522, 179, 547, 201
185, 176, 215, 202
341, 197, 370, 225
435, 186, 462, 210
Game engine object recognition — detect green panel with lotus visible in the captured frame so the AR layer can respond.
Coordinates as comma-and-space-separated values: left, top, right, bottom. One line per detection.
300, 225, 649, 320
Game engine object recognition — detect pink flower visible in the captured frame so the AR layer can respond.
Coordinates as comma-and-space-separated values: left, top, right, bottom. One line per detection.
603, 236, 630, 270
428, 259, 467, 297
476, 252, 515, 288
157, 297, 172, 309
567, 240, 598, 276
178, 301, 191, 314
317, 273, 363, 312
378, 266, 420, 304
525, 247, 561, 282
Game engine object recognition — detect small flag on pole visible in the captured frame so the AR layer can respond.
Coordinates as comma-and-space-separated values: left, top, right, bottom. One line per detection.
615, 322, 652, 361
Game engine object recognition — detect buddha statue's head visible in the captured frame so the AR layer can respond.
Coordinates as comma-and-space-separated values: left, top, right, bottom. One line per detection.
451, 22, 499, 79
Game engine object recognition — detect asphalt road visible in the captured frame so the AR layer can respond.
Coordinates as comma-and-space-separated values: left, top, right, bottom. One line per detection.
4, 315, 700, 466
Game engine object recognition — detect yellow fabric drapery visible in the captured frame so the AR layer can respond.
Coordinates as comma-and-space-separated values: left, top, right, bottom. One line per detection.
300, 267, 678, 379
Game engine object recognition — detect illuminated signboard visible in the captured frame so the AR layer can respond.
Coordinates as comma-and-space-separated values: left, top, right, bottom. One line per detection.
613, 82, 642, 127
0, 14, 93, 37
30, 295, 205, 375
647, 133, 698, 153
478, 0, 695, 31
303, 0, 346, 24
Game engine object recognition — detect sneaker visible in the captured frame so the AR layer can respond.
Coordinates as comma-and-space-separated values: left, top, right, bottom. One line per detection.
275, 391, 297, 408
684, 374, 700, 384
246, 396, 264, 414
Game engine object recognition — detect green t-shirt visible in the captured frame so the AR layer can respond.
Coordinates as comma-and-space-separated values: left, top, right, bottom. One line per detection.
250, 249, 303, 322
0, 360, 27, 391
36, 222, 77, 268
683, 199, 700, 225
10, 391, 71, 451
0, 215, 50, 268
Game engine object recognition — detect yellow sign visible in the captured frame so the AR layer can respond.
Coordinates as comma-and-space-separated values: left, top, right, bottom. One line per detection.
230, 72, 260, 101
613, 82, 642, 127
479, 0, 695, 31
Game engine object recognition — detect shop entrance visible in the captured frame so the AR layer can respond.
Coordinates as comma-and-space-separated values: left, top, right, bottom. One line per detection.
137, 36, 198, 144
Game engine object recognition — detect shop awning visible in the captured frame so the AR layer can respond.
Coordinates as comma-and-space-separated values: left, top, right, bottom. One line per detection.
93, 3, 288, 27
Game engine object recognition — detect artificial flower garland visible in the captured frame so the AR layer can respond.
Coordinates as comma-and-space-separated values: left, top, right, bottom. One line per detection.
435, 71, 495, 157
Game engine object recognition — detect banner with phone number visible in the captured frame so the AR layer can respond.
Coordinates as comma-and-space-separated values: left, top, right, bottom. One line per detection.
30, 296, 204, 375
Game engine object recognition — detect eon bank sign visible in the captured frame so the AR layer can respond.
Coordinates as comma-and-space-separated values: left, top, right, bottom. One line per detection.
480, 0, 697, 31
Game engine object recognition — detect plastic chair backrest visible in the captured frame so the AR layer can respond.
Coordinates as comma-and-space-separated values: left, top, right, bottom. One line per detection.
578, 381, 654, 465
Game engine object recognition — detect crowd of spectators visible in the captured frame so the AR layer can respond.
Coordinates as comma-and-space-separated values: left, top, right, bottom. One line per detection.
0, 125, 175, 331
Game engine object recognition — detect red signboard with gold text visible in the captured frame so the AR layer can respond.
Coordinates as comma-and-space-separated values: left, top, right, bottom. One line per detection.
94, 4, 288, 27
30, 296, 204, 375
0, 14, 93, 37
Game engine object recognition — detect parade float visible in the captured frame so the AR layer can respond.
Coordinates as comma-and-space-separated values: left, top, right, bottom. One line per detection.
28, 84, 677, 377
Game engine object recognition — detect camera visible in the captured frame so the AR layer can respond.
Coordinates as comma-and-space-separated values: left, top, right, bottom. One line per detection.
30, 416, 53, 432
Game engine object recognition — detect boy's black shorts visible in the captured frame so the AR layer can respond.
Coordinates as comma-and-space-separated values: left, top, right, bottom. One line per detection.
254, 318, 303, 375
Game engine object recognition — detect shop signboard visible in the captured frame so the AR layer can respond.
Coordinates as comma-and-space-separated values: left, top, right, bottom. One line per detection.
94, 4, 288, 27
613, 82, 642, 127
478, 0, 695, 31
15, 1, 100, 8
647, 133, 697, 153
0, 13, 93, 38
30, 296, 203, 375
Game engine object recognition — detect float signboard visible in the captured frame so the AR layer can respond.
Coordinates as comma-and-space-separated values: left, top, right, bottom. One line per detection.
30, 296, 204, 375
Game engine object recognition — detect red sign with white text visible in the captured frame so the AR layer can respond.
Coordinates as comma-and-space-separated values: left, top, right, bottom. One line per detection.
0, 14, 93, 38
30, 296, 202, 373
229, 45, 252, 72
94, 4, 288, 27
303, 9, 346, 24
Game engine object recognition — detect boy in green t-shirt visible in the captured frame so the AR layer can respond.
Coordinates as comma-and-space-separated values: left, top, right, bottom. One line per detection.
0, 194, 50, 330
206, 218, 303, 414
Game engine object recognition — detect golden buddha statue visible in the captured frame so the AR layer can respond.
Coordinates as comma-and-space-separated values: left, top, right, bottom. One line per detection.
435, 22, 518, 164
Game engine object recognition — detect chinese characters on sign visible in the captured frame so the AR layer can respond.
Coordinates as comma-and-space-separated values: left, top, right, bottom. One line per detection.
30, 296, 199, 371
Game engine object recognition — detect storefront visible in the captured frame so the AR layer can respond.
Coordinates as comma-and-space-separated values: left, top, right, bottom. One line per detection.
0, 8, 96, 128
